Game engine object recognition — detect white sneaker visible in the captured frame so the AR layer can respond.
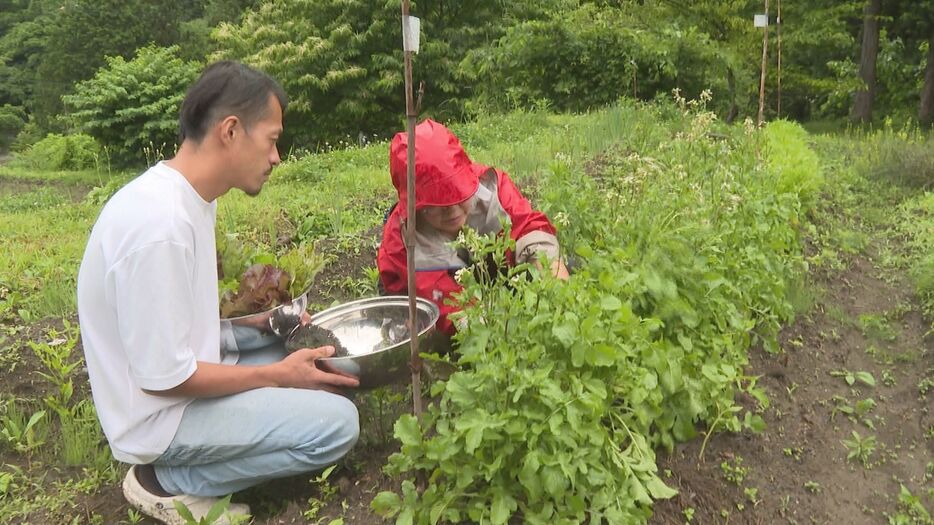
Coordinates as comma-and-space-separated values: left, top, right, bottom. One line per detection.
122, 465, 252, 525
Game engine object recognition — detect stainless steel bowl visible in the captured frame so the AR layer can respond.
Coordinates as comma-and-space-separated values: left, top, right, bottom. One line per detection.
295, 296, 441, 389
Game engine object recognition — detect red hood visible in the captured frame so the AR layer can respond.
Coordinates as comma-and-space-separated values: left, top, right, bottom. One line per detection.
389, 119, 488, 218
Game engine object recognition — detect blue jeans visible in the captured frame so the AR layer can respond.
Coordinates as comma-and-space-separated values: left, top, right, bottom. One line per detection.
152, 328, 360, 497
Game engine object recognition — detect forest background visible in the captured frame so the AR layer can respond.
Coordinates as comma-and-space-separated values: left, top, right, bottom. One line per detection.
0, 0, 932, 166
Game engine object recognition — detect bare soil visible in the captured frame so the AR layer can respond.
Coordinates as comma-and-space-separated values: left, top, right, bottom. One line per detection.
0, 174, 93, 202
651, 248, 934, 525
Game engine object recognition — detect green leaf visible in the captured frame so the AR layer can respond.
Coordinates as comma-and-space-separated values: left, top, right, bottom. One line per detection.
204, 494, 232, 524
592, 343, 617, 366
646, 476, 678, 500
371, 492, 401, 517
465, 424, 484, 454
743, 412, 766, 433
628, 476, 652, 505
600, 295, 622, 310
394, 415, 421, 446
491, 493, 509, 524
552, 320, 577, 349
854, 371, 875, 387
397, 507, 414, 525
173, 500, 196, 522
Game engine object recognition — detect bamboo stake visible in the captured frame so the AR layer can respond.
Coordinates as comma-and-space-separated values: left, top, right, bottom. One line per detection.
757, 0, 770, 126
401, 0, 422, 418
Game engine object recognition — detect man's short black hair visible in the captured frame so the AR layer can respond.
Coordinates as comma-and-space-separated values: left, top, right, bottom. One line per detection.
178, 61, 287, 143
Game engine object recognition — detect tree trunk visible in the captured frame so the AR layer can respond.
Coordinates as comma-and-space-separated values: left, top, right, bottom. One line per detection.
851, 0, 882, 123
726, 67, 739, 124
920, 33, 934, 126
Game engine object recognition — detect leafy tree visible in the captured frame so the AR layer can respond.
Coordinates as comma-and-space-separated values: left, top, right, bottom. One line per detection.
62, 45, 201, 166
768, 0, 862, 119
647, 0, 761, 121
462, 3, 725, 113
175, 0, 262, 61
0, 0, 56, 111
32, 0, 195, 129
212, 0, 566, 148
212, 0, 404, 148
880, 0, 934, 123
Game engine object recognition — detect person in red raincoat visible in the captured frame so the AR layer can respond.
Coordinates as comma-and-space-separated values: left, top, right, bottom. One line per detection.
377, 119, 569, 335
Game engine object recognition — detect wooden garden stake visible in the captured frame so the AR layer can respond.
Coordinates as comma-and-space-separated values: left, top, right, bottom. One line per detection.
757, 0, 770, 126
401, 0, 423, 419
777, 0, 782, 118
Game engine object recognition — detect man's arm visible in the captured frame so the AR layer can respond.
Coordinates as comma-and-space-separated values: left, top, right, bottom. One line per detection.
144, 346, 358, 397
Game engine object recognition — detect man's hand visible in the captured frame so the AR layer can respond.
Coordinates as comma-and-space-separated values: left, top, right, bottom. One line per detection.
144, 345, 359, 398
274, 346, 360, 391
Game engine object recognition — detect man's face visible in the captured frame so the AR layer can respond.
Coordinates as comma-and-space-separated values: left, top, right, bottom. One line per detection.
233, 94, 283, 196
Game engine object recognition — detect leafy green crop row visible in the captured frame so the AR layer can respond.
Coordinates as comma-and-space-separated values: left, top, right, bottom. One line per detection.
375, 103, 822, 523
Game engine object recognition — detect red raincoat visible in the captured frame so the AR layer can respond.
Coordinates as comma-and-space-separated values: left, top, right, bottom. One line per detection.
377, 120, 557, 335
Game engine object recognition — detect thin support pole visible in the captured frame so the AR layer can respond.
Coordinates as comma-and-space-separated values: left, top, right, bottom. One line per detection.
757, 0, 770, 127
777, 0, 782, 118
401, 0, 422, 418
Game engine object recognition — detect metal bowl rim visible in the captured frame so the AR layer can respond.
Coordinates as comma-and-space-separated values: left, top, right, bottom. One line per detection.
310, 295, 439, 362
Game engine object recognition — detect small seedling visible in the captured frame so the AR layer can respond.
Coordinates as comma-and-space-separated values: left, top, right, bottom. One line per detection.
830, 369, 876, 387
858, 313, 897, 341
304, 465, 339, 521
842, 430, 877, 467
127, 508, 143, 524
0, 399, 47, 455
883, 484, 932, 524
919, 376, 934, 398
881, 370, 897, 387
720, 455, 748, 485
804, 480, 822, 493
744, 486, 761, 506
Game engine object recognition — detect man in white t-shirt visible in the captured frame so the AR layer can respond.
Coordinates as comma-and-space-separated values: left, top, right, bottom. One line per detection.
77, 61, 359, 525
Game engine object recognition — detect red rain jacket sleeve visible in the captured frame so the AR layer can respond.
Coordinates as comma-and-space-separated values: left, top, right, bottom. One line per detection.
377, 211, 462, 336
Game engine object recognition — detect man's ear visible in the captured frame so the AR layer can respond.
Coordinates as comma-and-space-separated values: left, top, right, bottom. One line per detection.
217, 116, 240, 146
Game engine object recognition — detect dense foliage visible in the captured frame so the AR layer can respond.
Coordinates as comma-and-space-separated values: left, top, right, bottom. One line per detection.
373, 101, 821, 523
1, 0, 931, 160
62, 46, 201, 165
14, 133, 100, 171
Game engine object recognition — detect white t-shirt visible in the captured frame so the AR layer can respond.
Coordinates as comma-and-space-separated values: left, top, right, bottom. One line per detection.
77, 162, 234, 463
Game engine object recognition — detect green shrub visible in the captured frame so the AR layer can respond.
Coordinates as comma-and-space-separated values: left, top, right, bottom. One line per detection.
0, 105, 26, 151
63, 45, 200, 167
10, 120, 44, 153
15, 133, 101, 171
